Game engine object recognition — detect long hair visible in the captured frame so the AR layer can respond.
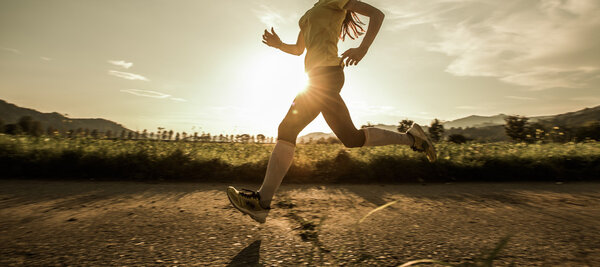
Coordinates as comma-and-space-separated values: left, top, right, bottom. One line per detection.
340, 11, 365, 41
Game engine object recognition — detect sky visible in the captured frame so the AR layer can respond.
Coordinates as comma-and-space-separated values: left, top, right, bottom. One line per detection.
1, 0, 599, 137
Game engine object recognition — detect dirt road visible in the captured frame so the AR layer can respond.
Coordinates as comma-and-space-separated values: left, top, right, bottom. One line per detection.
1, 180, 599, 266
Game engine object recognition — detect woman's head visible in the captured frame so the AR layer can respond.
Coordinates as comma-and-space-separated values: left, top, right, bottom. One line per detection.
340, 11, 365, 41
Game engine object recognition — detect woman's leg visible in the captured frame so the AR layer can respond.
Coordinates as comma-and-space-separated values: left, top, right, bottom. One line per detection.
257, 91, 322, 208
321, 93, 414, 148
321, 93, 366, 148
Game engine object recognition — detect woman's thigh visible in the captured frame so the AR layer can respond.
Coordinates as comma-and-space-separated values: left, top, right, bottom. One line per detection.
277, 90, 323, 143
321, 93, 365, 147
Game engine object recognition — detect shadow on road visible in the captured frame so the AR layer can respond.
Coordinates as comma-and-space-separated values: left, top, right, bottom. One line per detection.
227, 239, 262, 267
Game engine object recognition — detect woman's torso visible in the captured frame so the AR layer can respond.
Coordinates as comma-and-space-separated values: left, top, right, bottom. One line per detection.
299, 0, 349, 72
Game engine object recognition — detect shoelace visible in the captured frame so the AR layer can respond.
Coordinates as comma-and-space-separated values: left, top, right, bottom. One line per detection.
239, 188, 260, 200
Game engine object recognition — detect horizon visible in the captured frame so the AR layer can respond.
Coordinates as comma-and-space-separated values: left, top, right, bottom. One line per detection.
3, 97, 597, 137
1, 0, 599, 136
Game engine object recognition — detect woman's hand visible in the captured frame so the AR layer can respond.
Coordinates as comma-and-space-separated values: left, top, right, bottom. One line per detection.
262, 27, 283, 49
341, 46, 368, 66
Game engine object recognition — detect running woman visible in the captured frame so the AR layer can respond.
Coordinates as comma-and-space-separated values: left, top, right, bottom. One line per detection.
227, 0, 436, 223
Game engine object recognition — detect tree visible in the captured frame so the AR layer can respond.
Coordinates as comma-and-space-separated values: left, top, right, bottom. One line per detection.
448, 134, 469, 144
18, 116, 33, 134
168, 130, 174, 140
4, 124, 22, 135
397, 119, 414, 132
236, 134, 250, 143
46, 126, 56, 136
76, 128, 84, 137
575, 121, 600, 141
30, 121, 43, 137
91, 129, 99, 138
528, 122, 546, 142
256, 134, 266, 143
428, 119, 444, 142
120, 130, 126, 139
106, 130, 113, 139
360, 122, 374, 129
504, 115, 529, 142
0, 118, 4, 133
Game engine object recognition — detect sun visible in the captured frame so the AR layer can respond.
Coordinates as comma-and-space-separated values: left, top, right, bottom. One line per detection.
229, 51, 309, 134
241, 52, 308, 96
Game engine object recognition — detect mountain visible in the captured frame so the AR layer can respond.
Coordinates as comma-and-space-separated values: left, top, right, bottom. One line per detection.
0, 99, 130, 133
540, 105, 600, 127
298, 105, 600, 142
442, 114, 509, 129
297, 132, 335, 143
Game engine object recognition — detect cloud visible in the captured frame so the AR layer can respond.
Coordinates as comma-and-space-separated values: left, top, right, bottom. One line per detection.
0, 46, 21, 54
570, 96, 600, 103
40, 56, 52, 61
108, 60, 133, 69
381, 0, 600, 90
348, 101, 433, 121
253, 4, 299, 27
120, 89, 187, 102
120, 89, 170, 98
108, 70, 149, 81
456, 105, 480, 110
505, 95, 536, 101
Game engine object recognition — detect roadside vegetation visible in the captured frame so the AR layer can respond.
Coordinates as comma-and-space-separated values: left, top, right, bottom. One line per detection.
1, 134, 598, 182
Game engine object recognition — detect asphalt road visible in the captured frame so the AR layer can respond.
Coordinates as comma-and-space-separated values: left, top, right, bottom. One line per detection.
1, 180, 599, 266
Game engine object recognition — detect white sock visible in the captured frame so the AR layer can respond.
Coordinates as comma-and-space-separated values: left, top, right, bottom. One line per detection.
362, 127, 414, 147
257, 140, 295, 209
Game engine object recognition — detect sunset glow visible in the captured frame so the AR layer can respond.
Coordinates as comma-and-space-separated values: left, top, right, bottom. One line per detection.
0, 0, 598, 137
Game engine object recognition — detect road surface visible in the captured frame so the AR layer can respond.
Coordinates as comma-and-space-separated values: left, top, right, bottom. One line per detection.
1, 180, 599, 266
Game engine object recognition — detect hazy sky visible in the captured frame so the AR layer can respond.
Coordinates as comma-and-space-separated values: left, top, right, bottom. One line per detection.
1, 0, 599, 136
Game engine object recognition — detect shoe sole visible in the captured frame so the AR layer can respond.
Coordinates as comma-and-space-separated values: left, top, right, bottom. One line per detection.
411, 124, 437, 162
226, 187, 267, 223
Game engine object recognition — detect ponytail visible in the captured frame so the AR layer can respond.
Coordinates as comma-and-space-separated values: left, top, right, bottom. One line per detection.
340, 11, 365, 41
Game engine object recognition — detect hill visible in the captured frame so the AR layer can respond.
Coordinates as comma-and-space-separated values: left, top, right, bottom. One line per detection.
299, 105, 600, 142
540, 105, 600, 127
442, 114, 509, 129
297, 132, 335, 143
0, 99, 130, 134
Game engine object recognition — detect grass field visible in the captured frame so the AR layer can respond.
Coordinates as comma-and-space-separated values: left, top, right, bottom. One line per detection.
1, 134, 599, 182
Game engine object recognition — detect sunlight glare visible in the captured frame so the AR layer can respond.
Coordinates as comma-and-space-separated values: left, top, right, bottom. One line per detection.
228, 51, 309, 135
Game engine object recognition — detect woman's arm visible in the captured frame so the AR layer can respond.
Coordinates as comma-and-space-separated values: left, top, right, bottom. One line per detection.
262, 28, 306, 56
341, 0, 385, 66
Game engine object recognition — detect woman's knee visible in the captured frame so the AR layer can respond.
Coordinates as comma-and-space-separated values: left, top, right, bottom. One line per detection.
338, 130, 365, 148
277, 122, 299, 144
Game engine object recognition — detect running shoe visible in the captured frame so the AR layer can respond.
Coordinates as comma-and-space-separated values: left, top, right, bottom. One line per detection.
407, 123, 437, 162
227, 186, 270, 223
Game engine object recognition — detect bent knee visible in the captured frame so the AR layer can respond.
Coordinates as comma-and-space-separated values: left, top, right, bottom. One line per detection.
339, 132, 365, 148
341, 140, 363, 148
277, 123, 298, 144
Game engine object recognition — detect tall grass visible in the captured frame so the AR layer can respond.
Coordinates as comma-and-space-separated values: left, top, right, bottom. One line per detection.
1, 134, 599, 182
